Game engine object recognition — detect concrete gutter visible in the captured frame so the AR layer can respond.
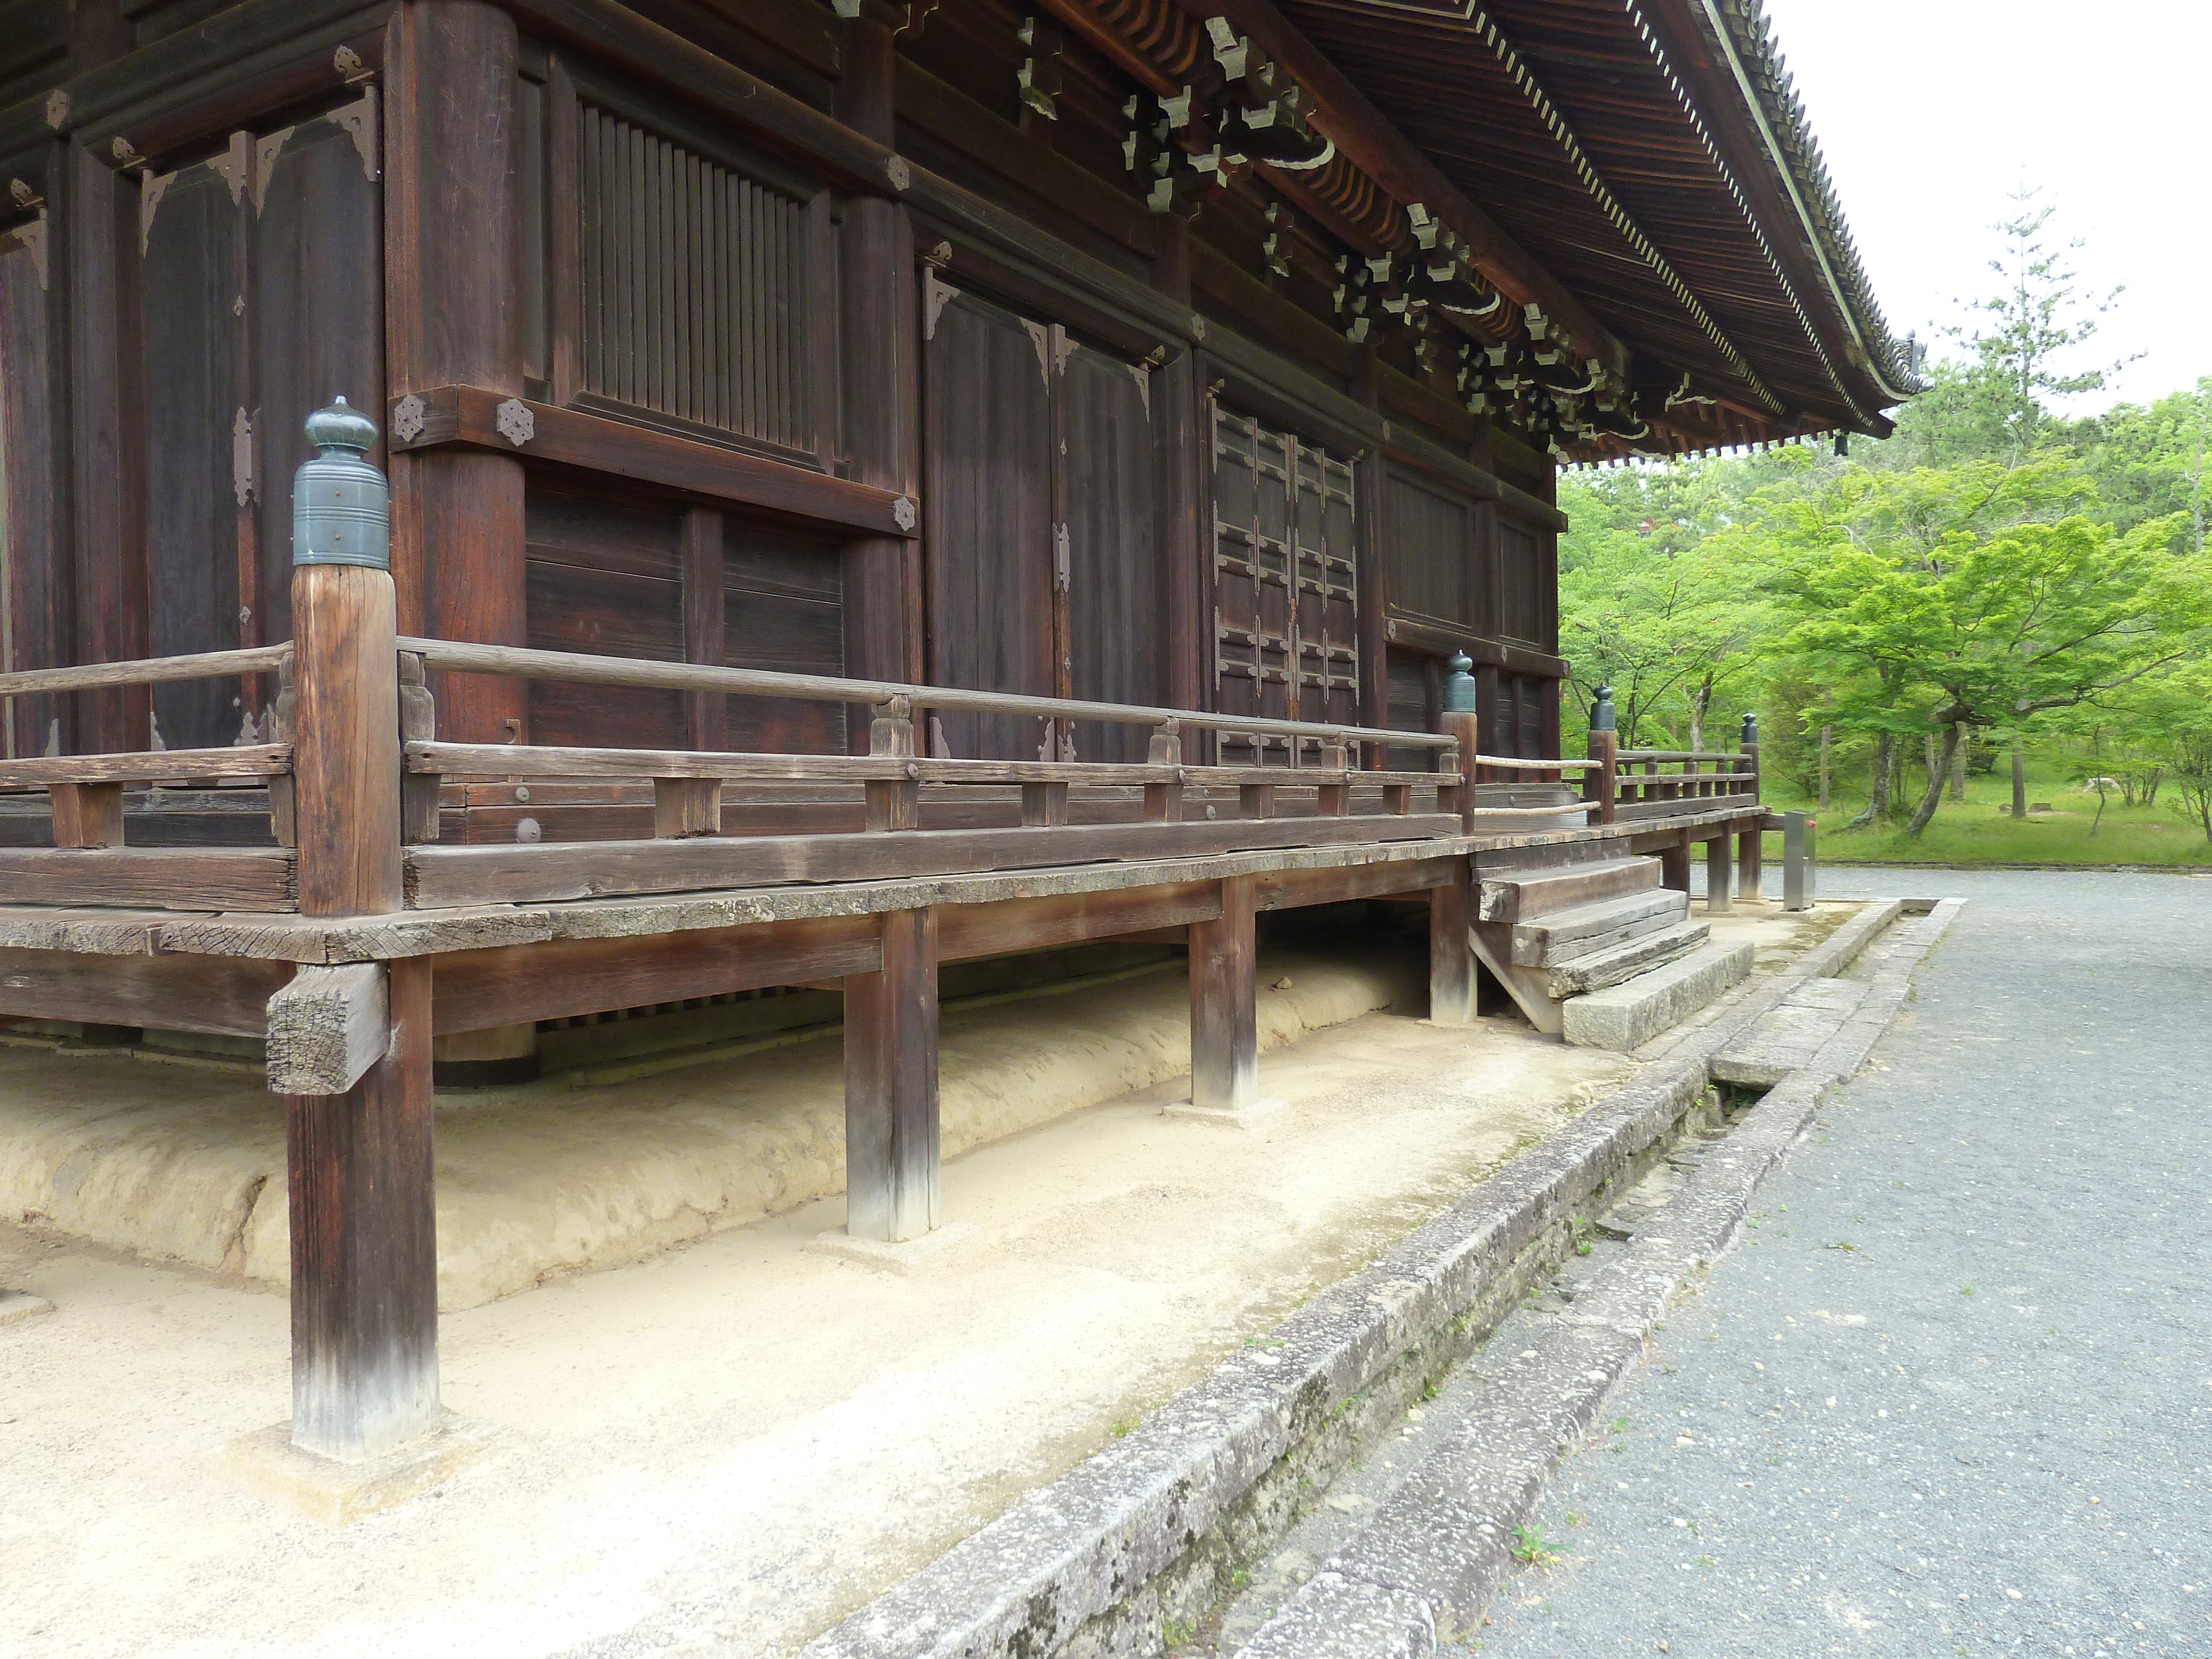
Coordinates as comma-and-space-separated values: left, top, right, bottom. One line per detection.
1235, 898, 1964, 1656
798, 898, 1937, 1659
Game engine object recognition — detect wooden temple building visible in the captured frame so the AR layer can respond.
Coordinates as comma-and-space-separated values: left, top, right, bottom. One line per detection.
0, 0, 1908, 1464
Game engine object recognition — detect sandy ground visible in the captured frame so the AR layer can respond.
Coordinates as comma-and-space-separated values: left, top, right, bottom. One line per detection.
0, 903, 1830, 1659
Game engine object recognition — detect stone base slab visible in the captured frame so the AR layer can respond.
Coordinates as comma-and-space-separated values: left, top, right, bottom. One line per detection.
805, 1222, 983, 1276
225, 1411, 502, 1526
0, 1288, 53, 1327
1159, 1096, 1288, 1128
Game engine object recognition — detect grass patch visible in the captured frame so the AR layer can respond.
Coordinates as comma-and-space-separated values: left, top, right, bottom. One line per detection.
1760, 764, 2212, 869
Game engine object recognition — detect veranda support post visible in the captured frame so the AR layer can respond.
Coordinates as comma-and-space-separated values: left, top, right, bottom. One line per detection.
281, 399, 440, 1462
1430, 654, 1479, 1025
1190, 874, 1261, 1109
843, 906, 941, 1242
1737, 713, 1764, 901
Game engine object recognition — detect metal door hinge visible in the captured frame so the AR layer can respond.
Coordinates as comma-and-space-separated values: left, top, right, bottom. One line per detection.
1053, 522, 1070, 591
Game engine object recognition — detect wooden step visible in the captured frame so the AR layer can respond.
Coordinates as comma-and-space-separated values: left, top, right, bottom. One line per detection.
1478, 857, 1659, 924
1510, 888, 1689, 968
1547, 917, 1710, 999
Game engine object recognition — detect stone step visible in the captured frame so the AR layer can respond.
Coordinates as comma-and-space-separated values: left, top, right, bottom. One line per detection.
1712, 977, 1873, 1087
1510, 888, 1690, 968
1546, 917, 1710, 999
1562, 938, 1756, 1052
1477, 857, 1659, 924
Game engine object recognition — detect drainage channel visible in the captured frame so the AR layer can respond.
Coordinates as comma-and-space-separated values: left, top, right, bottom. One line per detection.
800, 898, 1959, 1659
1183, 901, 1961, 1658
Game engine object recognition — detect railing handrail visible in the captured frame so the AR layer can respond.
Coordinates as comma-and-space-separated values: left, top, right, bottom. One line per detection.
0, 644, 290, 700
399, 636, 1457, 750
1614, 749, 1747, 763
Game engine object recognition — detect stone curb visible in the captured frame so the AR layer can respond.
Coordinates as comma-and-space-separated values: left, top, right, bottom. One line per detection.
1234, 897, 1963, 1657
796, 899, 1918, 1659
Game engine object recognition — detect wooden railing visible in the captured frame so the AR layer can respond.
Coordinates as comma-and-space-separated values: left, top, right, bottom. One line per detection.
1579, 732, 1761, 826
0, 627, 1764, 912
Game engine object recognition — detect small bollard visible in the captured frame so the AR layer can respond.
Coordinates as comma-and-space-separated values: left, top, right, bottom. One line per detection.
1782, 811, 1818, 911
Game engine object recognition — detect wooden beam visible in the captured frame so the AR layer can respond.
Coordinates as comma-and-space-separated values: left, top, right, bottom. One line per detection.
935, 881, 1218, 962
1188, 874, 1258, 1112
429, 912, 882, 1034
1198, 0, 1629, 378
0, 848, 294, 909
291, 562, 401, 917
1738, 823, 1764, 904
390, 385, 920, 544
1251, 855, 1456, 911
266, 963, 389, 1095
286, 956, 439, 1462
843, 907, 939, 1243
0, 946, 290, 1035
1660, 831, 1691, 895
404, 814, 1464, 907
1705, 831, 1734, 915
0, 746, 290, 790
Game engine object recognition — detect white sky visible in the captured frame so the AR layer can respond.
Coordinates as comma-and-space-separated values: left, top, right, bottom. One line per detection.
1759, 0, 2212, 413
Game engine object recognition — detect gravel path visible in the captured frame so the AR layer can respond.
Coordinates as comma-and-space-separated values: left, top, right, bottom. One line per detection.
1444, 869, 2212, 1658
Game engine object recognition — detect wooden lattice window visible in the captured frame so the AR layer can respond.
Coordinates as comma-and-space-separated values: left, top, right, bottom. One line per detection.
546, 73, 834, 469
1209, 402, 1358, 762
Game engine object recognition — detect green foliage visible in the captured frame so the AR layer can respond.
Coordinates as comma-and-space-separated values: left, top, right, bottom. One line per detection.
1561, 196, 2211, 849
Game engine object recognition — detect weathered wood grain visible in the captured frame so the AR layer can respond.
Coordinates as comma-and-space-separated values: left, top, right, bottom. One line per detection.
0, 848, 294, 910
266, 962, 389, 1094
404, 813, 1462, 907
291, 563, 401, 917
844, 907, 939, 1243
0, 946, 290, 1036
1188, 874, 1258, 1112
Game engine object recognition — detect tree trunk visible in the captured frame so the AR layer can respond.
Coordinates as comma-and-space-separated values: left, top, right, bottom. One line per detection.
1949, 722, 1968, 800
1848, 732, 1896, 830
1883, 737, 1908, 821
1817, 723, 1832, 811
1903, 723, 1963, 837
2011, 747, 2027, 818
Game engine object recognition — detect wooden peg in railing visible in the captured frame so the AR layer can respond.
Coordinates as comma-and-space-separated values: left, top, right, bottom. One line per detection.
1317, 732, 1350, 817
398, 651, 441, 844
1383, 780, 1412, 816
867, 695, 919, 832
654, 778, 723, 837
1146, 718, 1182, 822
1239, 781, 1277, 820
50, 781, 125, 849
1020, 781, 1068, 827
269, 650, 298, 848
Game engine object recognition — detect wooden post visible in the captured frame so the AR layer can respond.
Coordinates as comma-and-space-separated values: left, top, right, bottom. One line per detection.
386, 0, 528, 742
843, 907, 940, 1242
1188, 873, 1258, 1112
1738, 822, 1764, 903
1660, 829, 1691, 894
1438, 651, 1480, 832
1429, 860, 1476, 1025
284, 399, 434, 1459
838, 11, 920, 701
50, 781, 125, 848
1704, 832, 1733, 914
287, 957, 437, 1461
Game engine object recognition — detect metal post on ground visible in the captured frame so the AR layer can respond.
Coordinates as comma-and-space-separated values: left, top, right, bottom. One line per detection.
1783, 810, 1818, 912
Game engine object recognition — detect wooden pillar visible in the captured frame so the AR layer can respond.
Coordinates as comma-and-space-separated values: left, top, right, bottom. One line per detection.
1588, 727, 1618, 825
1429, 860, 1476, 1025
1439, 707, 1480, 830
1188, 874, 1258, 1112
385, 0, 528, 741
844, 907, 940, 1242
1704, 832, 1733, 914
1659, 830, 1691, 894
1738, 822, 1764, 902
838, 13, 920, 700
287, 957, 438, 1461
63, 138, 150, 753
1151, 211, 1204, 735
285, 404, 430, 1457
681, 507, 728, 749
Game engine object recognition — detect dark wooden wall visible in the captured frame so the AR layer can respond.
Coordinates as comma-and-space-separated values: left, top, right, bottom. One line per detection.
0, 0, 1568, 769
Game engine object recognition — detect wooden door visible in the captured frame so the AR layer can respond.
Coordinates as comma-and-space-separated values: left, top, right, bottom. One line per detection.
922, 282, 1056, 759
1209, 401, 1358, 763
1062, 340, 1161, 761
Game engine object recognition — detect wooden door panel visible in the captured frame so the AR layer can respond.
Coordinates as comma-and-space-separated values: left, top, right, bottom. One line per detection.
1063, 342, 1160, 762
924, 287, 1055, 760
